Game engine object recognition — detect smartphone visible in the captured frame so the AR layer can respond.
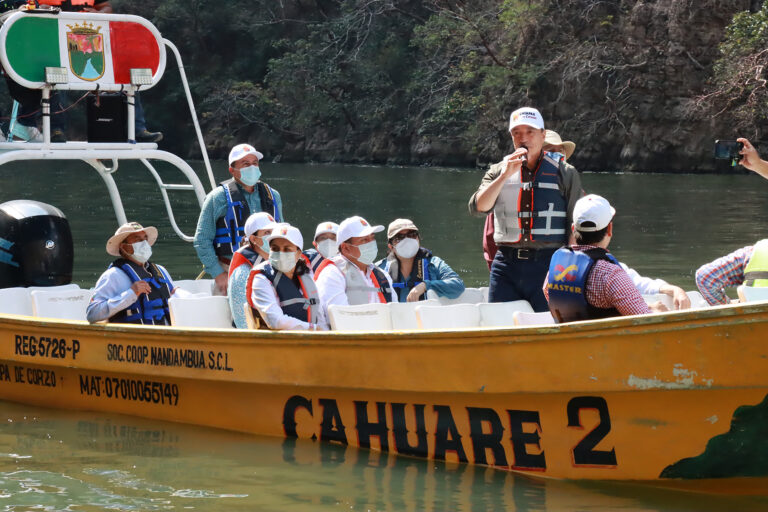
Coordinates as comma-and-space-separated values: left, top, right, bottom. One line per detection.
714, 140, 743, 162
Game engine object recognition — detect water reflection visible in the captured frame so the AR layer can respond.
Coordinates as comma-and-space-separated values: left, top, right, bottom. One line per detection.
1, 402, 767, 511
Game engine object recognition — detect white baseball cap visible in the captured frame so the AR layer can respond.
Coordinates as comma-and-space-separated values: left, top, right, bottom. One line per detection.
228, 143, 264, 166
573, 194, 616, 232
244, 212, 277, 237
266, 223, 304, 250
509, 107, 545, 132
314, 221, 339, 240
336, 216, 384, 247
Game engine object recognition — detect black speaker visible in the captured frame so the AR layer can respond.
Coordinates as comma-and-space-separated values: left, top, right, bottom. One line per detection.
87, 93, 127, 142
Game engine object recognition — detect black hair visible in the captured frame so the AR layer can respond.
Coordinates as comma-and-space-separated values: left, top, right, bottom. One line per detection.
575, 226, 609, 245
294, 256, 311, 277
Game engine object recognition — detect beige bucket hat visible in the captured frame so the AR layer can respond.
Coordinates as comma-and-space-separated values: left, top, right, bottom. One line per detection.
106, 222, 158, 256
544, 129, 575, 159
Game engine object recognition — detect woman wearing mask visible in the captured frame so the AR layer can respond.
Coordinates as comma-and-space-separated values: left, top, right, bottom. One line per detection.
246, 224, 328, 330
377, 219, 465, 302
303, 221, 339, 272
228, 212, 277, 329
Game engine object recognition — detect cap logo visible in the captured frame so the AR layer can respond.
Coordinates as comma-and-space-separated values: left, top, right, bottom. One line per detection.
129, 222, 142, 229
360, 219, 368, 226
267, 214, 274, 222
326, 223, 333, 229
280, 227, 288, 235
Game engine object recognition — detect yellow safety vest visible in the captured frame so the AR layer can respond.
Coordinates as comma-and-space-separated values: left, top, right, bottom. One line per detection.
743, 239, 768, 287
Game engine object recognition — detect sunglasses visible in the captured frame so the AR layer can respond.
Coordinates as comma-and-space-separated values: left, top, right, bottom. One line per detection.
390, 231, 419, 244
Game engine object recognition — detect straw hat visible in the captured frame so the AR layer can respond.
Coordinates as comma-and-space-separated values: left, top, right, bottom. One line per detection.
106, 222, 158, 256
544, 130, 575, 159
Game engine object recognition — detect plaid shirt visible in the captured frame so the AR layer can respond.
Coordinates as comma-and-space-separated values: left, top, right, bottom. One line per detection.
695, 246, 753, 305
543, 245, 650, 316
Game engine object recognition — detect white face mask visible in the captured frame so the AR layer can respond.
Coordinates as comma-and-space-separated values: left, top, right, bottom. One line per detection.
354, 240, 378, 266
269, 250, 298, 273
317, 239, 338, 259
394, 237, 419, 259
129, 240, 152, 264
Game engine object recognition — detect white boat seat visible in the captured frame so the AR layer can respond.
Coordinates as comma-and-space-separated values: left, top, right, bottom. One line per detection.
30, 289, 94, 321
415, 304, 480, 329
0, 287, 33, 316
168, 296, 233, 328
478, 301, 534, 327
328, 303, 392, 331
512, 311, 556, 326
737, 285, 768, 303
642, 293, 674, 310
425, 287, 486, 305
28, 283, 80, 292
173, 279, 215, 296
388, 299, 439, 330
685, 290, 709, 309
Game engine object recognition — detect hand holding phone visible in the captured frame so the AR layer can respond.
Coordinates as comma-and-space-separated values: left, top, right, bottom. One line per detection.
714, 140, 743, 165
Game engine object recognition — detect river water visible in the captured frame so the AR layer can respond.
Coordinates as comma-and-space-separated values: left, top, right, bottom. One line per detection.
2, 160, 768, 510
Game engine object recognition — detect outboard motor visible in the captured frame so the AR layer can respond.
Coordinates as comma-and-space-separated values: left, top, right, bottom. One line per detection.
0, 200, 74, 288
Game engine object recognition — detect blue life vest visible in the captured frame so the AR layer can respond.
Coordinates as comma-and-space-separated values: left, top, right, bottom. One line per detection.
109, 258, 172, 325
303, 248, 325, 273
380, 248, 432, 302
213, 179, 281, 260
248, 262, 321, 325
493, 152, 569, 244
546, 247, 620, 323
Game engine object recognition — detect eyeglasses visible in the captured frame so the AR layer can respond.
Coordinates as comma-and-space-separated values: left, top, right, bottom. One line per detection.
390, 231, 419, 244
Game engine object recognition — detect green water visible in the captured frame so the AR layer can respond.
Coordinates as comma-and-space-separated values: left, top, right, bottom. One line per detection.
2, 161, 768, 510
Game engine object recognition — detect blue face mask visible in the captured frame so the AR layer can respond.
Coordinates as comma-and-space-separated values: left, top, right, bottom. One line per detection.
238, 165, 261, 186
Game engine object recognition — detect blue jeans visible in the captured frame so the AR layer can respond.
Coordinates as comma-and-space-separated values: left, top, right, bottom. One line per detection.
488, 246, 557, 312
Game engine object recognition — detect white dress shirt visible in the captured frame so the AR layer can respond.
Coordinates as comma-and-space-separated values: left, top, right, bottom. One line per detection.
620, 263, 667, 295
315, 255, 397, 321
86, 263, 178, 323
250, 271, 329, 331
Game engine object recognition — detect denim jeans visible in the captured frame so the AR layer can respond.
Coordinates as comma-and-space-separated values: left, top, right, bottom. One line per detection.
488, 246, 557, 312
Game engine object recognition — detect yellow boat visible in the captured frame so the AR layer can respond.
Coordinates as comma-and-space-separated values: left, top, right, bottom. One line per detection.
1, 301, 767, 494
1, 8, 767, 495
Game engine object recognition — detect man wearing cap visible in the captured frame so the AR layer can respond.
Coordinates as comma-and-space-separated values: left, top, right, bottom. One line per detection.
377, 218, 465, 302
303, 221, 339, 273
227, 212, 277, 329
246, 224, 327, 330
314, 216, 397, 320
469, 107, 583, 311
543, 195, 668, 322
87, 222, 181, 325
193, 143, 284, 296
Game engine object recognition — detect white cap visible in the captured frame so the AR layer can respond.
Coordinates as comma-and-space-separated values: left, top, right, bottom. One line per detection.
244, 212, 277, 237
336, 216, 384, 247
573, 194, 616, 232
228, 143, 264, 166
314, 221, 339, 240
266, 223, 303, 250
509, 107, 544, 132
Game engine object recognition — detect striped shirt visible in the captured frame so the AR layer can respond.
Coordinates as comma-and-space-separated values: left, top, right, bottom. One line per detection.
695, 246, 753, 305
543, 245, 650, 316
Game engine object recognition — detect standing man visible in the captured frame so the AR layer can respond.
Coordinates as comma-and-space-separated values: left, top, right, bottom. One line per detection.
469, 107, 583, 311
314, 216, 396, 321
193, 143, 283, 295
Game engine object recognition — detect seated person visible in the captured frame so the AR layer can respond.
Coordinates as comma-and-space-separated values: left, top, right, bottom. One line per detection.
246, 224, 327, 330
376, 218, 465, 302
543, 195, 666, 323
314, 216, 396, 320
228, 212, 277, 329
303, 221, 339, 272
87, 222, 181, 325
695, 239, 768, 305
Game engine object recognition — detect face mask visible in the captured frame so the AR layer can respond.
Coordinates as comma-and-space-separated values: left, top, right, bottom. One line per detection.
130, 240, 152, 264
238, 165, 261, 186
317, 239, 338, 259
269, 251, 298, 273
252, 235, 269, 254
355, 240, 378, 266
394, 237, 419, 259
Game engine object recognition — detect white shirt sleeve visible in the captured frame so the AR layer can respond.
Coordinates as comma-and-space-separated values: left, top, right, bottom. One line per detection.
86, 267, 138, 323
620, 262, 667, 295
250, 273, 317, 330
315, 263, 349, 321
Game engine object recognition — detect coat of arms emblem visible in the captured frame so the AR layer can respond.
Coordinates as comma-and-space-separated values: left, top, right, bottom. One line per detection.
66, 22, 104, 81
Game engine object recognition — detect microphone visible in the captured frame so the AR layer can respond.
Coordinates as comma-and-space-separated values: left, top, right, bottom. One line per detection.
519, 144, 528, 166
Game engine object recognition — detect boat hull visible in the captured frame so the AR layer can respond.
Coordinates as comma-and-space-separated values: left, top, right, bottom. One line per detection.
1, 303, 768, 491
